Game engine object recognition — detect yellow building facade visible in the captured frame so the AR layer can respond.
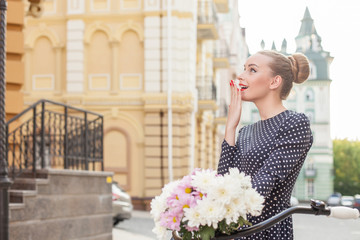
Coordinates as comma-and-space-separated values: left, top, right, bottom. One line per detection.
5, 0, 26, 121
23, 0, 245, 209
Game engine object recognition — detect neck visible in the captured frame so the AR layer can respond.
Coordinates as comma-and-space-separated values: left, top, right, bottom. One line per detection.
253, 95, 287, 121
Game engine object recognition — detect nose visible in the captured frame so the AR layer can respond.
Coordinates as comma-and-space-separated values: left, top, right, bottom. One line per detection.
236, 73, 244, 80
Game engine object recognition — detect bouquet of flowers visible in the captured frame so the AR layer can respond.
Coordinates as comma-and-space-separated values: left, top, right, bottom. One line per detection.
150, 168, 264, 240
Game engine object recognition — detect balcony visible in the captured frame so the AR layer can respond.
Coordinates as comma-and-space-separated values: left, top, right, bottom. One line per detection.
197, 76, 218, 111
197, 1, 219, 40
304, 168, 317, 178
213, 40, 230, 69
214, 0, 229, 13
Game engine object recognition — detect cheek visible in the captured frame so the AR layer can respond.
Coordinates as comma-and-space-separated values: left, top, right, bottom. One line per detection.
251, 77, 269, 94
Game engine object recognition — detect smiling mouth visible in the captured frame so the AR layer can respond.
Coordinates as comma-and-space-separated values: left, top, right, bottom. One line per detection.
240, 86, 248, 90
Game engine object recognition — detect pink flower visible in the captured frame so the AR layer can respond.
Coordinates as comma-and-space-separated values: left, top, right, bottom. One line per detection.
160, 209, 182, 231
185, 225, 199, 232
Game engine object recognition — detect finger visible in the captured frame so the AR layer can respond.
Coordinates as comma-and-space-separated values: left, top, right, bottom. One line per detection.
230, 80, 235, 104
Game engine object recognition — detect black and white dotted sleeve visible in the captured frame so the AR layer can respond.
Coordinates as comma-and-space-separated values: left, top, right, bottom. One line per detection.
217, 131, 242, 175
251, 114, 313, 198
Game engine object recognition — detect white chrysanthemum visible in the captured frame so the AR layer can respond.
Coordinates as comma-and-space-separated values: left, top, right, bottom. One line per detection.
231, 196, 248, 219
183, 205, 204, 228
244, 188, 264, 216
224, 202, 239, 224
207, 178, 234, 205
191, 169, 217, 193
197, 197, 226, 229
152, 222, 167, 240
150, 195, 167, 222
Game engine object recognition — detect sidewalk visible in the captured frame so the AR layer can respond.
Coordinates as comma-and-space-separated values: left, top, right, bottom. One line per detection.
113, 228, 155, 240
112, 210, 160, 240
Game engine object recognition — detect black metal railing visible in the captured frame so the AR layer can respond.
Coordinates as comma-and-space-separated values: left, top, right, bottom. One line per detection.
197, 77, 217, 101
197, 0, 219, 26
6, 99, 104, 179
214, 40, 230, 59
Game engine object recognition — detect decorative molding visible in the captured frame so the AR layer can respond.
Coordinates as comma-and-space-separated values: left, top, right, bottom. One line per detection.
32, 74, 55, 91
25, 24, 62, 49
103, 112, 144, 143
67, 0, 85, 15
116, 20, 144, 43
120, 73, 142, 90
84, 21, 114, 44
90, 0, 110, 13
88, 73, 110, 91
120, 0, 141, 10
43, 0, 57, 15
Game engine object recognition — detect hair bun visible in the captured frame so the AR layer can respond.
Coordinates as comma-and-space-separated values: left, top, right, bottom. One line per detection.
288, 53, 310, 84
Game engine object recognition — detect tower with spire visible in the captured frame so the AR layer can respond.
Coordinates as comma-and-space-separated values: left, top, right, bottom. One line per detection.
289, 6, 333, 201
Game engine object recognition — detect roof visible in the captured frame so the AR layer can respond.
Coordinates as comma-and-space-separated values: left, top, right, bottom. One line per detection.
296, 7, 318, 38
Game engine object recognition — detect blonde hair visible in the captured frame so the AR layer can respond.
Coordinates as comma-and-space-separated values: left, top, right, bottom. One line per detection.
258, 50, 310, 100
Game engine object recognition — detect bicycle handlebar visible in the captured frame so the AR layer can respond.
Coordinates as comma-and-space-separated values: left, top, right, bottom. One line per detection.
171, 199, 360, 240
329, 206, 360, 219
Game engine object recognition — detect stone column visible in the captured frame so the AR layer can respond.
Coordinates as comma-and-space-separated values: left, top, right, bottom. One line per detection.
66, 0, 85, 93
54, 46, 62, 95
66, 20, 85, 93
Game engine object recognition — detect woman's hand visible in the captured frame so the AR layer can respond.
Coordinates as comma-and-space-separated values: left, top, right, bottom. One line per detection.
224, 79, 242, 146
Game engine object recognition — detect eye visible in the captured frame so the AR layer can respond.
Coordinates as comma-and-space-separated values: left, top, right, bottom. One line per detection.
250, 68, 257, 73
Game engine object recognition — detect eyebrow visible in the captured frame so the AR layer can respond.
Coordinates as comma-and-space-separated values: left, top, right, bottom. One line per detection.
244, 63, 259, 68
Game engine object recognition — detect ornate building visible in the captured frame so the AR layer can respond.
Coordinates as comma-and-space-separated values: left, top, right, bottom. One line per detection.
22, 0, 247, 209
240, 7, 333, 201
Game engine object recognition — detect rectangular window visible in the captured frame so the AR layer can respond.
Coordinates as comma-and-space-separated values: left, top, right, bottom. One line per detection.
307, 179, 314, 197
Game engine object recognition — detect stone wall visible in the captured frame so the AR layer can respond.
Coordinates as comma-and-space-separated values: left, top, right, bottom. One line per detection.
10, 169, 113, 240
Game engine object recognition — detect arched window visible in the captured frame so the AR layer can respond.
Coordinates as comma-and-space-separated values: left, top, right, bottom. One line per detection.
119, 30, 144, 91
88, 30, 111, 91
305, 88, 315, 102
32, 37, 55, 91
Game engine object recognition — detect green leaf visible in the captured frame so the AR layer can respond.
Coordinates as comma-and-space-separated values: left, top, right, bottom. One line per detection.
182, 231, 192, 240
199, 225, 215, 240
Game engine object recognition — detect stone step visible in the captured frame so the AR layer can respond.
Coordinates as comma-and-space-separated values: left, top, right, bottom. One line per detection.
10, 194, 112, 222
9, 169, 49, 179
9, 203, 25, 211
36, 171, 111, 195
9, 190, 37, 203
11, 178, 49, 191
10, 213, 112, 240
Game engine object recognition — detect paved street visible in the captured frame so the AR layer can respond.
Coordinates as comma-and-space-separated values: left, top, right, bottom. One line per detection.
113, 209, 360, 240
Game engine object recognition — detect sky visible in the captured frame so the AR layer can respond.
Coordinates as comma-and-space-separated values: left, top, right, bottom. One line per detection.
237, 0, 360, 140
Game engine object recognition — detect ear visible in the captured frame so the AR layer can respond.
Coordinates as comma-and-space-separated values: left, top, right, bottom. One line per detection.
269, 75, 282, 90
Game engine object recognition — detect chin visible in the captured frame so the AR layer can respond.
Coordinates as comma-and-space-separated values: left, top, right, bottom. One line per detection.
241, 96, 253, 102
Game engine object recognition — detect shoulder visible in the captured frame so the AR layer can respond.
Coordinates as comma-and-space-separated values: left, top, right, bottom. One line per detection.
282, 110, 310, 127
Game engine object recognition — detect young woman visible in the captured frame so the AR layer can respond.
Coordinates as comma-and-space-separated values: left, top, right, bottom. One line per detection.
217, 50, 313, 239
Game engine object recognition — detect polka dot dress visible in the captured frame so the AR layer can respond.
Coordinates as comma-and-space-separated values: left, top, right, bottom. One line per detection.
218, 110, 313, 240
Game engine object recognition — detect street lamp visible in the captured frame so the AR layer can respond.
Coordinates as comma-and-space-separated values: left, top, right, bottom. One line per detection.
0, 1, 12, 240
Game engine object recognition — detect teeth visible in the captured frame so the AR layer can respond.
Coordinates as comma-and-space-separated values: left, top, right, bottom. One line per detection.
240, 86, 248, 89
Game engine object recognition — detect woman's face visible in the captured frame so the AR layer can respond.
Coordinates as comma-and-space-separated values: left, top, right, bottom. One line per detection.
237, 53, 275, 102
